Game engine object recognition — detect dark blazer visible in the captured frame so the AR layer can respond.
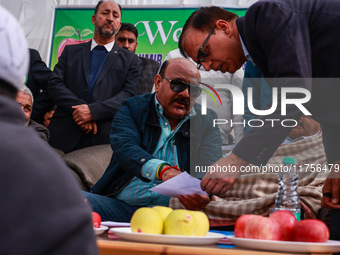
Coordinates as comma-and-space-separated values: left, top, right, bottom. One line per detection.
48, 41, 140, 152
26, 49, 53, 99
233, 0, 340, 165
31, 90, 55, 125
28, 49, 54, 124
91, 93, 222, 196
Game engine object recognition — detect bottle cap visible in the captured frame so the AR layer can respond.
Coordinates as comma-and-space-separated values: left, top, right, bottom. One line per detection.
283, 157, 295, 164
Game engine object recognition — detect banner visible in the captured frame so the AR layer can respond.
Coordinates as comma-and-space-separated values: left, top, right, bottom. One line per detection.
50, 7, 246, 69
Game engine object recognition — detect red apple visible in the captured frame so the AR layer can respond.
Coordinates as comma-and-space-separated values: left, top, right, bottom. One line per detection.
57, 38, 91, 59
235, 214, 259, 238
291, 219, 329, 242
244, 216, 283, 241
269, 210, 297, 241
92, 212, 102, 228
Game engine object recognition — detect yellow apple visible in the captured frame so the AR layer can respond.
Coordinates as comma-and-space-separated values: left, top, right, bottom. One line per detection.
152, 206, 173, 221
191, 211, 210, 236
130, 207, 163, 234
164, 209, 197, 236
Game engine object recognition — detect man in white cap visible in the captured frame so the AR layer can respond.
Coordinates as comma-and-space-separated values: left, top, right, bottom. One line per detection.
0, 5, 98, 254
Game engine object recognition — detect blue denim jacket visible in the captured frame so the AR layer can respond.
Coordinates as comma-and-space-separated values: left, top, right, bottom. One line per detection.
91, 93, 222, 196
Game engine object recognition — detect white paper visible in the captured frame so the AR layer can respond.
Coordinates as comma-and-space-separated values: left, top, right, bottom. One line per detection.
101, 221, 131, 227
150, 172, 207, 197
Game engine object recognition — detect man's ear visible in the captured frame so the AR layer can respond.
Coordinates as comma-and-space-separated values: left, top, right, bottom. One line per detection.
216, 19, 232, 37
91, 15, 96, 25
154, 74, 162, 93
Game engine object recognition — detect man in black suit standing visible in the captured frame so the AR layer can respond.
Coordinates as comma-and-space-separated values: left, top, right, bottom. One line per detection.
27, 48, 56, 125
178, 0, 340, 228
26, 48, 53, 100
115, 23, 160, 95
48, 0, 140, 153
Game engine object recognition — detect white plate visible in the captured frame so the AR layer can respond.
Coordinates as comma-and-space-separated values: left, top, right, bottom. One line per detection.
101, 221, 130, 228
110, 227, 225, 245
93, 225, 109, 235
227, 235, 340, 253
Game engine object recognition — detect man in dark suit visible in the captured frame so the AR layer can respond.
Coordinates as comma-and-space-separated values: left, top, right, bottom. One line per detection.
48, 0, 140, 153
26, 48, 56, 125
115, 23, 160, 95
26, 48, 53, 100
178, 1, 340, 216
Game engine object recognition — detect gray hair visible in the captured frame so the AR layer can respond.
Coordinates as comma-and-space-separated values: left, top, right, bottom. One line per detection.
19, 84, 34, 104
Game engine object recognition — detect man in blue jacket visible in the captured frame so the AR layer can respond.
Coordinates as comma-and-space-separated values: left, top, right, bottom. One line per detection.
85, 58, 222, 222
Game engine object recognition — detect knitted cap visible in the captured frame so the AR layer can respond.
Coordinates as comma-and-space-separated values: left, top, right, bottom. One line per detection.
0, 5, 29, 90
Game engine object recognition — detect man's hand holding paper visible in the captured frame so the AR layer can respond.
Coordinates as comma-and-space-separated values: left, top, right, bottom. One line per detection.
150, 172, 211, 211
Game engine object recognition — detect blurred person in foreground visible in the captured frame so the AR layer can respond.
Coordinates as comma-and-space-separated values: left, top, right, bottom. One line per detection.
0, 5, 98, 255
85, 58, 222, 222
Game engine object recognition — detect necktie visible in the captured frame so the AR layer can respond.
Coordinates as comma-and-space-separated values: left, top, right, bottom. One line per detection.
88, 45, 109, 102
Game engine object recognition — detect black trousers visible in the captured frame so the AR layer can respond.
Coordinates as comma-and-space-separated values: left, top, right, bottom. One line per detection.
332, 209, 340, 240
321, 123, 340, 241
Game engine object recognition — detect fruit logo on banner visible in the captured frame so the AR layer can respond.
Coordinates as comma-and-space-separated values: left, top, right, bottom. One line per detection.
56, 26, 93, 59
49, 7, 246, 69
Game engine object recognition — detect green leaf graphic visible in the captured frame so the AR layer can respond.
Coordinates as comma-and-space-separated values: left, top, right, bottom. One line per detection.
56, 26, 76, 37
81, 29, 93, 38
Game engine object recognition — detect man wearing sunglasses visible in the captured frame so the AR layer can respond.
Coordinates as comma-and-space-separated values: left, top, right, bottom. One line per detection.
85, 58, 222, 222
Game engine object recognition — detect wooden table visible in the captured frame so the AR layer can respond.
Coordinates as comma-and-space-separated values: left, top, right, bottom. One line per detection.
97, 238, 332, 255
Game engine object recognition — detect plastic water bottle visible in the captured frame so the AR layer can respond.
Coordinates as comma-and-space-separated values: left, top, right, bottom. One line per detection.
274, 157, 301, 221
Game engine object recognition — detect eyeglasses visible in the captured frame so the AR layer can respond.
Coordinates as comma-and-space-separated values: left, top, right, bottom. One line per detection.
163, 77, 202, 98
197, 26, 215, 69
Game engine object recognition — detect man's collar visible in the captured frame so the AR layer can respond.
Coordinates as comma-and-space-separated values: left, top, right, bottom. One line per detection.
239, 35, 253, 63
91, 39, 115, 52
146, 93, 160, 127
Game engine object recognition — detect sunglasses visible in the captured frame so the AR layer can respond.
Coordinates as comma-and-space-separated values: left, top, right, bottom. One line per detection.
163, 77, 202, 98
197, 26, 215, 69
